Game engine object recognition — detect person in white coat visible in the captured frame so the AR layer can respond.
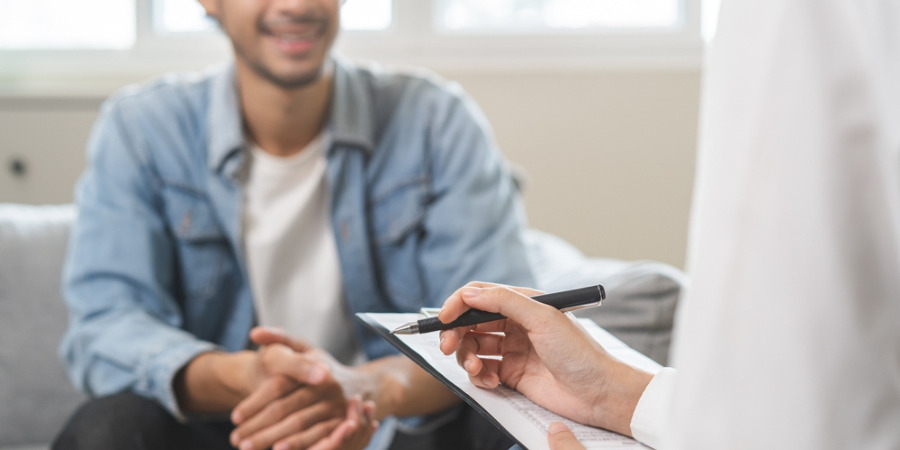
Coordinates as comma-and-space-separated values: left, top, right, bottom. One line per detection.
438, 0, 900, 448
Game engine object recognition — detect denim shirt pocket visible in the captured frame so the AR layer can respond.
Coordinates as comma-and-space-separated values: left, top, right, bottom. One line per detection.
370, 178, 428, 310
161, 185, 232, 304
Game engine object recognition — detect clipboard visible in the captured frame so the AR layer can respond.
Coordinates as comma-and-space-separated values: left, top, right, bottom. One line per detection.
356, 312, 656, 450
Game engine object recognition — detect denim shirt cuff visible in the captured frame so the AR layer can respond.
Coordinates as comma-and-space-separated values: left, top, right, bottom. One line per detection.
145, 339, 219, 420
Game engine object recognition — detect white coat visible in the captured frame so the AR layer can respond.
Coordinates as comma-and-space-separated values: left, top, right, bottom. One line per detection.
667, 0, 900, 448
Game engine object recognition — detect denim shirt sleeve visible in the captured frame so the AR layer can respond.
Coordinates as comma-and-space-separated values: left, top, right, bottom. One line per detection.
418, 84, 537, 305
59, 98, 217, 418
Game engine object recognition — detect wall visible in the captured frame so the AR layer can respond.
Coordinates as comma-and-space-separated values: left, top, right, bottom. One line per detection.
446, 69, 699, 268
0, 68, 700, 268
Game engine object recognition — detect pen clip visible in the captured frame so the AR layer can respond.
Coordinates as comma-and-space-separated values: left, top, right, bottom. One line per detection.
419, 307, 441, 318
559, 300, 602, 313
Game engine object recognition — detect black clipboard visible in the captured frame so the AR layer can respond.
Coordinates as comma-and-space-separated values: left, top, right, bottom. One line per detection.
355, 312, 528, 449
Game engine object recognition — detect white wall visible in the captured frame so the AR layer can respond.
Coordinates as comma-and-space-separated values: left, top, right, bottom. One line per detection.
0, 68, 699, 268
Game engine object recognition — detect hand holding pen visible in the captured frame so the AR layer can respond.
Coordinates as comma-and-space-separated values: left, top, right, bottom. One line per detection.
392, 284, 605, 334
435, 282, 653, 441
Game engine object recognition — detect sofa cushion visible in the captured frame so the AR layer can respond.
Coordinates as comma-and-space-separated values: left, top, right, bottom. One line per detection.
0, 204, 85, 447
525, 229, 684, 365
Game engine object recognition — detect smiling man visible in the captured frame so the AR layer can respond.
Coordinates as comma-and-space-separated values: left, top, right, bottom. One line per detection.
52, 0, 534, 449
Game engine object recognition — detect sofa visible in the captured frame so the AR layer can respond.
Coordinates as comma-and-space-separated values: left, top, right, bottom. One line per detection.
0, 203, 683, 450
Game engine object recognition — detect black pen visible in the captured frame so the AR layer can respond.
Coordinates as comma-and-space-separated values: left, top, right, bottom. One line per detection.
390, 284, 605, 335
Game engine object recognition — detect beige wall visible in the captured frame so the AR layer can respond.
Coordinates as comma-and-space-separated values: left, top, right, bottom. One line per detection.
0, 68, 700, 268
445, 69, 700, 268
0, 98, 99, 204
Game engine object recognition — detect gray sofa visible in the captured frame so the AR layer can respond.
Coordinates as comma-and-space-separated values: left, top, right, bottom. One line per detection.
0, 203, 683, 449
0, 204, 84, 450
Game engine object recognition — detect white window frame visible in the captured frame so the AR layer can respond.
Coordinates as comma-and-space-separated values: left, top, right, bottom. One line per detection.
345, 0, 702, 69
0, 0, 703, 98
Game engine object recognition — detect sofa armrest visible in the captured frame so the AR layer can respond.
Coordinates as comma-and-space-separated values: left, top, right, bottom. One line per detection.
525, 229, 685, 365
0, 204, 85, 447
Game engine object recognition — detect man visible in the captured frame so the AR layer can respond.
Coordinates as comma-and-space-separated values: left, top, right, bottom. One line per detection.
439, 0, 900, 448
53, 0, 534, 448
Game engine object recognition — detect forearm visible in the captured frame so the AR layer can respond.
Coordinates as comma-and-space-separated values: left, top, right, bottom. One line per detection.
174, 350, 256, 414
357, 355, 460, 419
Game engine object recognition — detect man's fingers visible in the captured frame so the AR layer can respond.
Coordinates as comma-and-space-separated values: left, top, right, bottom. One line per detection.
270, 417, 344, 450
232, 381, 316, 443
547, 422, 586, 450
238, 400, 342, 450
260, 345, 330, 385
362, 400, 376, 422
306, 419, 378, 450
232, 375, 299, 425
307, 421, 354, 450
306, 397, 379, 450
251, 327, 312, 352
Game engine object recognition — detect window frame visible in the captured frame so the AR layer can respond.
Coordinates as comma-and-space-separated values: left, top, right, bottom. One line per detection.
0, 0, 703, 98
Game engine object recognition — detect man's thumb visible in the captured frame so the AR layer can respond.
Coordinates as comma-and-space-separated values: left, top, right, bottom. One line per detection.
547, 422, 586, 450
250, 326, 311, 352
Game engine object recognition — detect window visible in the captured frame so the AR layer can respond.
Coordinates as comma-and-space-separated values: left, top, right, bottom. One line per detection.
436, 0, 681, 32
0, 0, 702, 96
0, 0, 135, 49
155, 0, 214, 34
154, 0, 392, 34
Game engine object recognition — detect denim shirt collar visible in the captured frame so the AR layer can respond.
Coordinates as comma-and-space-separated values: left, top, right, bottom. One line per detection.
329, 56, 376, 155
207, 63, 244, 176
206, 55, 375, 177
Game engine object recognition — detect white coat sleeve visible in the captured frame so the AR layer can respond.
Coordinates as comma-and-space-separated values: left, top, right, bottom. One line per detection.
630, 367, 677, 449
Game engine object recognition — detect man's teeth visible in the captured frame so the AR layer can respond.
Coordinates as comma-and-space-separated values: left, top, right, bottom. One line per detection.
276, 33, 316, 41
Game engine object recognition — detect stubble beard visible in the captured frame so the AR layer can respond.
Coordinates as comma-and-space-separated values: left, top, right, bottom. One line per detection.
232, 14, 333, 90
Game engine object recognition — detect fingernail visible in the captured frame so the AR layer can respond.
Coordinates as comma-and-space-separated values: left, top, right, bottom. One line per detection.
231, 410, 242, 423
439, 333, 445, 345
461, 287, 481, 299
240, 440, 253, 450
230, 432, 240, 446
464, 359, 476, 373
488, 372, 500, 388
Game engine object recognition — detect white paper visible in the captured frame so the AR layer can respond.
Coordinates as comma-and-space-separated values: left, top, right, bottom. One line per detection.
359, 313, 659, 450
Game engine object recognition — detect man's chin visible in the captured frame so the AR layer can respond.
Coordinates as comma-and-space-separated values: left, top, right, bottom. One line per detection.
250, 61, 327, 90
265, 70, 325, 90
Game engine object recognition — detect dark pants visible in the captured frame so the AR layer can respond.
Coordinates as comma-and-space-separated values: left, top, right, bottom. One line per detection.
53, 393, 514, 450
52, 393, 234, 450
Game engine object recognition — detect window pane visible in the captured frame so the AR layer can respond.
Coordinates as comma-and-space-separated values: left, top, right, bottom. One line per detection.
0, 0, 135, 49
155, 0, 391, 34
156, 0, 216, 34
342, 0, 392, 30
436, 0, 680, 31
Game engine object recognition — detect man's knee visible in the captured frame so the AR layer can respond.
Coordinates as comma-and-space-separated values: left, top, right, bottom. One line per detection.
52, 393, 184, 450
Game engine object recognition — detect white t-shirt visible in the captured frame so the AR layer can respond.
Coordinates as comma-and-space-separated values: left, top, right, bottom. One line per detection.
243, 133, 363, 365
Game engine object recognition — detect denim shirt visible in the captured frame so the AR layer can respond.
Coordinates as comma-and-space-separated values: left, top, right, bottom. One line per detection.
60, 57, 536, 417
